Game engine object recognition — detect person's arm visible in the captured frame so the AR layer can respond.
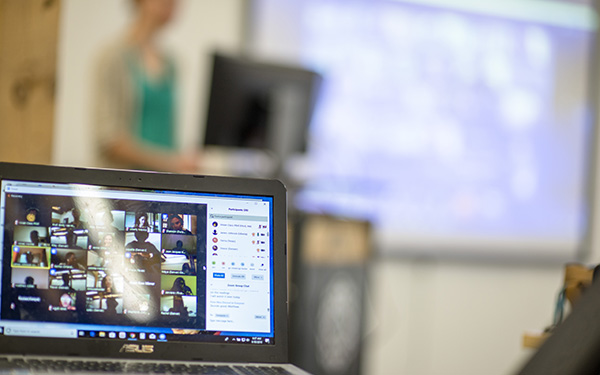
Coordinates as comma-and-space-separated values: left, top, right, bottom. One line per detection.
103, 133, 198, 173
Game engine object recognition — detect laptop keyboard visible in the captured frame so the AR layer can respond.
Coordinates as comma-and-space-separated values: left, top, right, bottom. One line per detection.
0, 358, 294, 374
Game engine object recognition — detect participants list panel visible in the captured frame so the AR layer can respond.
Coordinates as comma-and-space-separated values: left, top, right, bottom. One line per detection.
205, 201, 271, 333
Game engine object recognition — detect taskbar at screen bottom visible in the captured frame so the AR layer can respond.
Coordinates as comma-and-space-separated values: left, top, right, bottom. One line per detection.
76, 330, 274, 345
0, 322, 274, 346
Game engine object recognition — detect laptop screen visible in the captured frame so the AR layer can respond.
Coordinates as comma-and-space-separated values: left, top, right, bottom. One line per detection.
0, 178, 275, 346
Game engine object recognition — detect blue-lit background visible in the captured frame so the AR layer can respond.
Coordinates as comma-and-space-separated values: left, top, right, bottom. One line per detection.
251, 0, 596, 258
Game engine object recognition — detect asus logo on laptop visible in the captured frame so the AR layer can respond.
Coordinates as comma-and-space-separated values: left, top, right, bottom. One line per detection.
119, 344, 155, 354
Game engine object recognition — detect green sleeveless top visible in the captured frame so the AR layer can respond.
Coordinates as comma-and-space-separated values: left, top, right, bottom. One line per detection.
127, 51, 176, 151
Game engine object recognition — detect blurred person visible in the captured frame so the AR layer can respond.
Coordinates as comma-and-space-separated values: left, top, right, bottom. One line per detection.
101, 275, 119, 314
29, 230, 41, 246
170, 276, 192, 295
94, 0, 198, 173
65, 228, 84, 249
102, 233, 115, 248
134, 212, 152, 231
172, 239, 185, 252
99, 210, 121, 233
61, 273, 76, 292
60, 293, 76, 311
102, 274, 118, 295
166, 214, 192, 234
125, 231, 164, 271
61, 251, 86, 271
25, 276, 35, 287
99, 232, 125, 271
71, 208, 86, 229
169, 239, 193, 274
126, 231, 160, 255
168, 295, 189, 316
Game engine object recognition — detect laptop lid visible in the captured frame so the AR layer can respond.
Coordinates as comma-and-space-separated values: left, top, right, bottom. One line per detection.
516, 275, 600, 375
0, 162, 289, 364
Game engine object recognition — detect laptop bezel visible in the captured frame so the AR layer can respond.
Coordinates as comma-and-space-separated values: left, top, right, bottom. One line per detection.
0, 162, 289, 364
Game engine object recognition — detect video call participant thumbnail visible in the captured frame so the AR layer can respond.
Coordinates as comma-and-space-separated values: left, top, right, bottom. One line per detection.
51, 207, 87, 229
51, 292, 77, 311
50, 248, 87, 271
11, 246, 50, 268
50, 227, 88, 250
11, 268, 49, 289
86, 273, 124, 315
160, 295, 197, 319
49, 269, 86, 291
13, 226, 49, 247
4, 195, 52, 227
125, 212, 158, 232
161, 275, 196, 296
125, 231, 163, 273
161, 234, 197, 275
122, 285, 154, 319
163, 214, 195, 235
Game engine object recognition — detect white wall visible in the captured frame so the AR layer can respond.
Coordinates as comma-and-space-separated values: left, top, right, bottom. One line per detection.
364, 260, 567, 374
53, 0, 246, 167
53, 2, 600, 375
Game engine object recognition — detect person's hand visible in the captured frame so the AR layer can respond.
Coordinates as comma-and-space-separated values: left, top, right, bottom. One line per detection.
172, 150, 202, 174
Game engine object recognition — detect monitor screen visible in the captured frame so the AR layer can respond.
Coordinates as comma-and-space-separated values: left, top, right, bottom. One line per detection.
249, 0, 598, 260
0, 178, 275, 345
203, 53, 322, 174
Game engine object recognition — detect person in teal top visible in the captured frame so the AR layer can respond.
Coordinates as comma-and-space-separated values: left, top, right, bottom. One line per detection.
94, 0, 197, 173
127, 48, 176, 151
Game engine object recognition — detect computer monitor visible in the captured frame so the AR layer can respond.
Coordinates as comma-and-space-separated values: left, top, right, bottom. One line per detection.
203, 53, 322, 177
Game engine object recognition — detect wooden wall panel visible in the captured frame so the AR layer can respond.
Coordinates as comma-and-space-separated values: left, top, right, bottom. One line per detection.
0, 0, 60, 164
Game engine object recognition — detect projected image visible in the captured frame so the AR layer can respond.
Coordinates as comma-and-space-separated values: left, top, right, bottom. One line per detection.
251, 0, 595, 255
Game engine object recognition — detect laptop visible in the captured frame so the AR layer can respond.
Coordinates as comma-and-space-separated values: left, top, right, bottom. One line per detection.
0, 162, 310, 374
516, 270, 600, 375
